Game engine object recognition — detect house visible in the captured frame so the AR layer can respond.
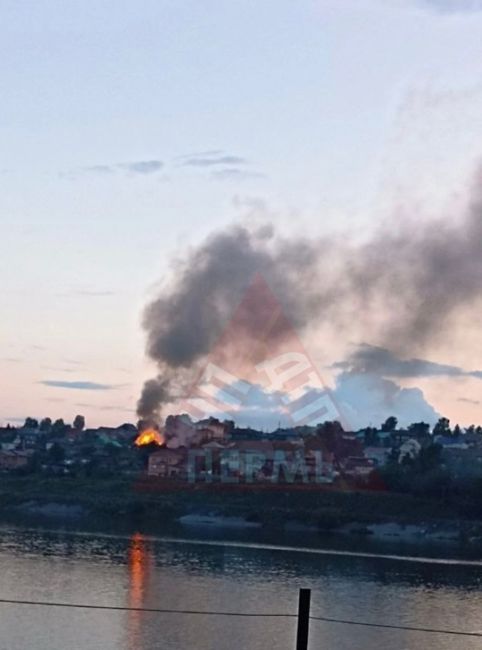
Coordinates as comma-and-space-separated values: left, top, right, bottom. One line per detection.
91, 424, 137, 443
230, 426, 266, 441
378, 431, 394, 447
148, 448, 186, 477
442, 447, 482, 476
338, 435, 364, 459
434, 436, 469, 450
0, 426, 16, 438
18, 427, 42, 449
464, 433, 482, 448
0, 427, 18, 451
343, 456, 375, 478
195, 417, 228, 441
364, 446, 390, 467
229, 439, 274, 457
270, 427, 308, 441
0, 450, 32, 471
303, 438, 335, 482
164, 414, 198, 446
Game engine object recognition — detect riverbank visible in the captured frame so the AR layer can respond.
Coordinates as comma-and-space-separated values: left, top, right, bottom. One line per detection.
1, 475, 481, 547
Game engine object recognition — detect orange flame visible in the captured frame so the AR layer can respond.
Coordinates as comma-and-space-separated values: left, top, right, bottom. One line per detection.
134, 428, 165, 447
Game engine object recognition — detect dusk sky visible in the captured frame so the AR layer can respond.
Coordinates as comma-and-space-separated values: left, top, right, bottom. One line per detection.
2, 0, 482, 429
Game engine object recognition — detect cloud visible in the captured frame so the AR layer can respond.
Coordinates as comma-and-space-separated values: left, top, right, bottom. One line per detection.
213, 383, 294, 431
176, 150, 265, 182
74, 402, 135, 413
79, 160, 163, 177
84, 164, 114, 175
55, 288, 116, 298
99, 405, 135, 413
232, 195, 269, 213
336, 343, 482, 380
334, 372, 440, 429
182, 149, 223, 158
211, 168, 266, 181
413, 0, 482, 13
197, 375, 439, 431
73, 289, 116, 297
457, 397, 481, 405
40, 380, 116, 391
180, 152, 247, 167
118, 160, 163, 174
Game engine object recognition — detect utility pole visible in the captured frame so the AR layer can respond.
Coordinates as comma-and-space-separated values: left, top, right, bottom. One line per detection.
296, 588, 311, 650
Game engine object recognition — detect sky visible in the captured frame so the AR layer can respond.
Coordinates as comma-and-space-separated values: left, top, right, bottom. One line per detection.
2, 0, 482, 429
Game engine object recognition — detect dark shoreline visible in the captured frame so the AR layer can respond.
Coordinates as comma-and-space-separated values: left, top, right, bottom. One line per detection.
1, 475, 481, 555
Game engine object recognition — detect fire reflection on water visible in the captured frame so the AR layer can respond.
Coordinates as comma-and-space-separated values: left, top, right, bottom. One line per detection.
127, 532, 152, 649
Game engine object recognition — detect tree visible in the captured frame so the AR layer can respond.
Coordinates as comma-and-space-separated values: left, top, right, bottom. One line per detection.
48, 442, 65, 463
408, 422, 430, 438
39, 417, 52, 432
104, 442, 122, 459
73, 415, 85, 432
80, 444, 96, 457
23, 417, 39, 429
417, 443, 442, 472
51, 419, 67, 436
433, 417, 451, 437
453, 424, 462, 438
361, 427, 379, 446
381, 416, 398, 433
316, 421, 344, 453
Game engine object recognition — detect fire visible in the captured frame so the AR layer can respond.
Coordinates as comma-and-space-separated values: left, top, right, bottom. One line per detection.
134, 428, 164, 447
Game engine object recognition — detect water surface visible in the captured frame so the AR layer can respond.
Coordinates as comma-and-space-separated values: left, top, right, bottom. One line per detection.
0, 525, 480, 650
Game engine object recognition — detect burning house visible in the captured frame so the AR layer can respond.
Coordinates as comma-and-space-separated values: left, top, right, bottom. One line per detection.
135, 427, 165, 447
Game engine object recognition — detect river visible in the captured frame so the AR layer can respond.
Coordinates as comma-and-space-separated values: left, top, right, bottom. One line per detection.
0, 524, 480, 650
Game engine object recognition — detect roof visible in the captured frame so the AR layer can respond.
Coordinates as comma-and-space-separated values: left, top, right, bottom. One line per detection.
230, 440, 274, 454
272, 441, 302, 452
304, 437, 325, 452
149, 447, 185, 459
200, 441, 229, 449
97, 434, 123, 447
434, 436, 468, 448
0, 450, 33, 458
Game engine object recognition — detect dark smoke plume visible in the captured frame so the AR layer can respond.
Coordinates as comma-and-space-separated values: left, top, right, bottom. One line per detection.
138, 172, 482, 422
336, 343, 482, 379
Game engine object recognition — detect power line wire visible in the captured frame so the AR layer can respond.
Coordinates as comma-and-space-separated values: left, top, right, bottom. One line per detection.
0, 598, 295, 618
0, 597, 480, 638
309, 615, 482, 638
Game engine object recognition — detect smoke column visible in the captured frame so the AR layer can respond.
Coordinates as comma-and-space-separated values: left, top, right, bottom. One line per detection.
138, 172, 482, 423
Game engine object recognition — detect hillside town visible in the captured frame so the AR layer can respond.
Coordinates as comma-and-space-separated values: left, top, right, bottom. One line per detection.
1, 414, 482, 497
